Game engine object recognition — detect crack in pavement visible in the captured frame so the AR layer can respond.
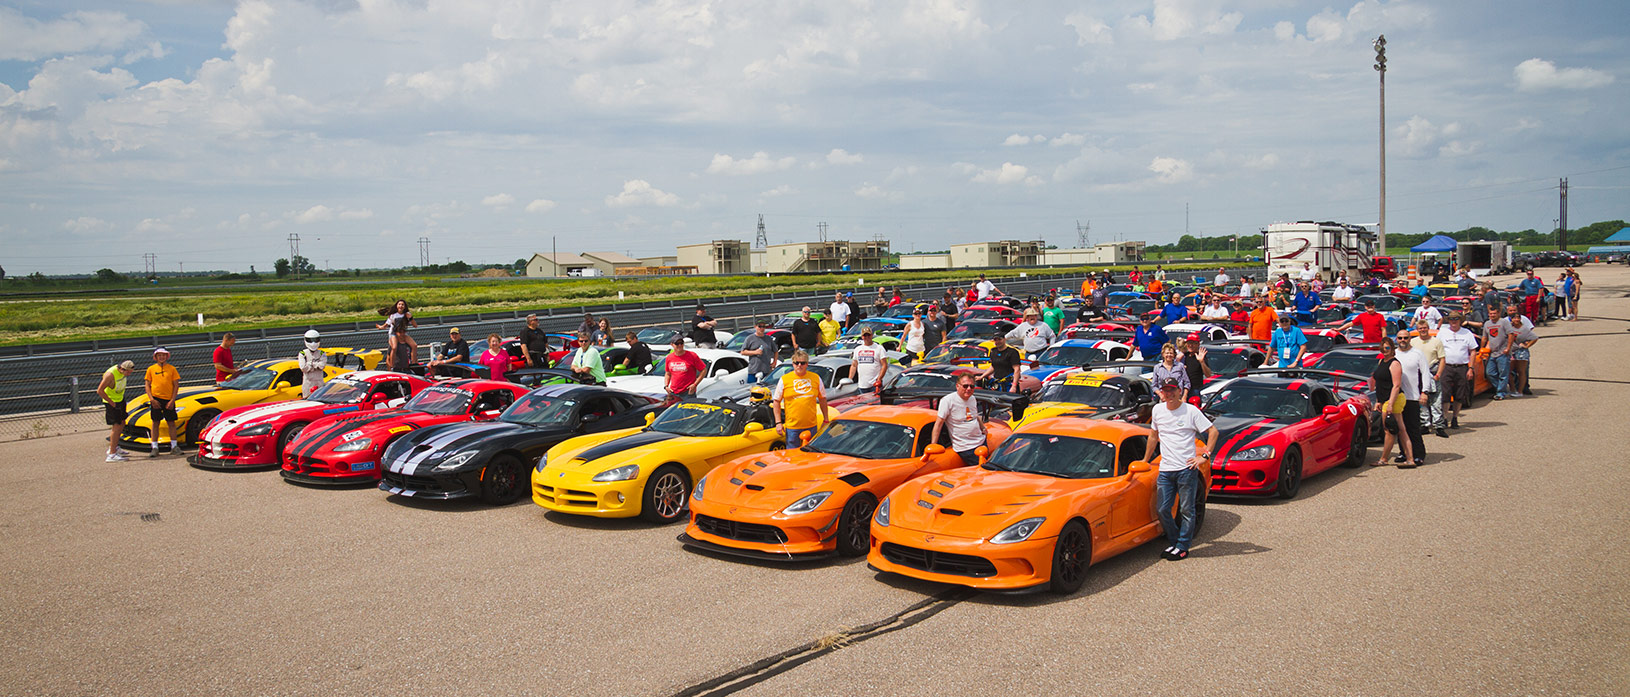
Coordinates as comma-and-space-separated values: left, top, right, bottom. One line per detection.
669, 587, 974, 697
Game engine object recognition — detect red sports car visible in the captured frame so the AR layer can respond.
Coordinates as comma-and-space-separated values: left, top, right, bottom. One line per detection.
280, 379, 531, 485
190, 371, 432, 470
958, 305, 1021, 322
1203, 372, 1370, 499
1296, 328, 1353, 367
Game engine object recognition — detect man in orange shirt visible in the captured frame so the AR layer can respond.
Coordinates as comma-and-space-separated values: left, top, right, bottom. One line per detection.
1248, 296, 1279, 342
145, 347, 182, 456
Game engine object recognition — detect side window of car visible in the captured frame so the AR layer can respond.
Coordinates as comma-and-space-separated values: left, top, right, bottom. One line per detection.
1310, 389, 1336, 412
580, 397, 617, 420
1119, 436, 1148, 476
1110, 346, 1130, 361
276, 368, 302, 387
716, 357, 748, 375
472, 390, 514, 413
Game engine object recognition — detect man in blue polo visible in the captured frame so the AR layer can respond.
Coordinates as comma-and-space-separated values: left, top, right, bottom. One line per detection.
1269, 316, 1309, 368
1293, 282, 1320, 314
1135, 314, 1169, 360
1160, 295, 1188, 324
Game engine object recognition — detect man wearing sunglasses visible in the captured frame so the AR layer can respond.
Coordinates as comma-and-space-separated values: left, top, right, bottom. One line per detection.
932, 374, 987, 466
773, 350, 828, 448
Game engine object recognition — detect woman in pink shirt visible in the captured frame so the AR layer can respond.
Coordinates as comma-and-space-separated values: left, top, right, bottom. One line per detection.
478, 333, 509, 381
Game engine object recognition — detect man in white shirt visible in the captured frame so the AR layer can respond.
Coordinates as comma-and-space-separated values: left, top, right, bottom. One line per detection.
1330, 279, 1354, 302
932, 374, 987, 466
1413, 296, 1444, 332
1200, 298, 1229, 321
849, 329, 889, 396
1005, 309, 1056, 354
828, 292, 850, 328
1394, 331, 1431, 467
1238, 277, 1253, 299
1140, 377, 1218, 561
975, 273, 997, 301
1434, 313, 1479, 431
1213, 268, 1229, 288
1299, 262, 1317, 283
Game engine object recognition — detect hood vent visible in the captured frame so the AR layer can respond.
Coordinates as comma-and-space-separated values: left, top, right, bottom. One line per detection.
939, 508, 964, 516
744, 484, 764, 491
838, 472, 870, 487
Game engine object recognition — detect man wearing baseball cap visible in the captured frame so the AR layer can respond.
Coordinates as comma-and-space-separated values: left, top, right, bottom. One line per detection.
99, 360, 137, 462
1140, 376, 1219, 561
145, 348, 181, 456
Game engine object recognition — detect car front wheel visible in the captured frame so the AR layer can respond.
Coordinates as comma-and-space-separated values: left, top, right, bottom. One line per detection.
640, 465, 690, 524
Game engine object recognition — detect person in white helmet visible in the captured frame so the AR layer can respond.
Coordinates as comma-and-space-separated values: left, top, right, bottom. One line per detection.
297, 330, 327, 397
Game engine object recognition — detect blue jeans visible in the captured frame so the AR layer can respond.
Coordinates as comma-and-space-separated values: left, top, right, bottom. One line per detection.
1486, 354, 1510, 398
1155, 468, 1201, 551
785, 427, 816, 449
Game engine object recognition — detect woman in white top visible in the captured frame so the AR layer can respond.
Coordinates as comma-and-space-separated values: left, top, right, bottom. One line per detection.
903, 310, 927, 361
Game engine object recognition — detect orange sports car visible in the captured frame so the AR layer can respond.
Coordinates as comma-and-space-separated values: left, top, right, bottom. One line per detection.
680, 406, 1012, 560
868, 417, 1210, 594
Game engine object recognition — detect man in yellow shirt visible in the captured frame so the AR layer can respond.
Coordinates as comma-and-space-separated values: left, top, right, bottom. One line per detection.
817, 314, 840, 353
145, 347, 182, 456
772, 350, 828, 448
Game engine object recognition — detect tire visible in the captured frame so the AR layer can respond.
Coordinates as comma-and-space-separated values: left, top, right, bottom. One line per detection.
184, 410, 219, 448
834, 494, 877, 557
640, 465, 690, 524
768, 440, 786, 451
277, 422, 308, 460
1274, 447, 1303, 500
1047, 520, 1091, 595
1342, 422, 1366, 468
478, 454, 526, 505
1192, 488, 1207, 535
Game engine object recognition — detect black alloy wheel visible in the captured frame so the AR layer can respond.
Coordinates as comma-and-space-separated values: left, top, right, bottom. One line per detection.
185, 410, 219, 449
1343, 423, 1367, 468
835, 494, 877, 557
1275, 447, 1303, 500
1048, 521, 1091, 595
479, 454, 526, 505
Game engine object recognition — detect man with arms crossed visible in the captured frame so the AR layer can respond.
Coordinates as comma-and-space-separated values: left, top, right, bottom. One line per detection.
932, 373, 988, 466
773, 350, 828, 448
1141, 377, 1219, 561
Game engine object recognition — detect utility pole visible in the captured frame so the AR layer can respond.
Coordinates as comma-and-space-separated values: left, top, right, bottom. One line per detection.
817, 221, 828, 242
1558, 178, 1569, 250
1185, 203, 1189, 237
286, 233, 302, 280
142, 253, 156, 277
178, 262, 184, 275
1076, 220, 1090, 248
417, 237, 431, 266
754, 214, 768, 248
1374, 35, 1388, 253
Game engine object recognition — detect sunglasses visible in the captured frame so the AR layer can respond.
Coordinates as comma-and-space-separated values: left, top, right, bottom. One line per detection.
792, 361, 808, 366
956, 383, 975, 389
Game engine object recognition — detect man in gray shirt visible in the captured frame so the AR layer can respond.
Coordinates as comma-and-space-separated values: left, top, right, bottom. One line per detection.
1484, 302, 1537, 400
921, 305, 947, 353
1006, 309, 1056, 354
741, 320, 779, 382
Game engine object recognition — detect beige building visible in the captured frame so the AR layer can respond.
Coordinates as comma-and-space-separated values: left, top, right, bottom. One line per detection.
637, 255, 678, 267
676, 240, 751, 275
580, 251, 642, 276
898, 253, 951, 270
949, 240, 1043, 269
1039, 241, 1146, 266
757, 240, 891, 273
525, 252, 595, 277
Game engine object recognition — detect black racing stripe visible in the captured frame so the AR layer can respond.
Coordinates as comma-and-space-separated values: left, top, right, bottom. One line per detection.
292, 412, 404, 460
1216, 418, 1279, 460
574, 431, 681, 463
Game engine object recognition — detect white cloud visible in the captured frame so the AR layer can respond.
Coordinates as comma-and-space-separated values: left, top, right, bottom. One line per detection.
63, 217, 112, 233
481, 193, 515, 207
1394, 116, 1475, 158
338, 208, 373, 220
291, 204, 370, 223
1514, 58, 1614, 91
1508, 118, 1542, 133
706, 151, 796, 175
855, 184, 904, 202
606, 180, 680, 207
885, 166, 919, 184
293, 205, 334, 224
1002, 134, 1034, 146
825, 148, 864, 165
1050, 133, 1085, 147
1064, 13, 1112, 45
525, 199, 557, 213
134, 217, 171, 234
759, 185, 796, 198
0, 8, 149, 61
1147, 157, 1193, 184
970, 162, 1043, 186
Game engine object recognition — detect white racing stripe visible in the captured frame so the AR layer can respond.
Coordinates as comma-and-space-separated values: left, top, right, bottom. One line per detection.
203, 401, 316, 442
393, 425, 476, 475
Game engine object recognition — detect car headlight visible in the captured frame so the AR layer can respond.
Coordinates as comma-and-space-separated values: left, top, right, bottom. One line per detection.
332, 437, 373, 452
592, 464, 639, 482
692, 475, 707, 501
990, 517, 1046, 545
235, 424, 272, 437
1232, 445, 1275, 461
781, 491, 832, 515
873, 497, 890, 527
432, 451, 477, 472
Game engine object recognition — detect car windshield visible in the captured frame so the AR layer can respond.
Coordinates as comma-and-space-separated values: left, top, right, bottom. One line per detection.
1034, 345, 1109, 366
775, 315, 805, 328
650, 401, 741, 437
1205, 352, 1251, 374
500, 394, 577, 426
983, 434, 1117, 479
1302, 335, 1340, 353
1206, 385, 1308, 419
1122, 299, 1157, 315
947, 323, 1006, 340
636, 328, 678, 344
1365, 296, 1404, 312
1315, 307, 1349, 323
850, 321, 896, 336
802, 420, 915, 459
1037, 379, 1128, 408
890, 372, 958, 391
883, 305, 921, 318
217, 367, 277, 391
924, 343, 985, 363
1312, 353, 1379, 376
959, 307, 1007, 320
406, 387, 472, 415
722, 332, 752, 351
764, 364, 834, 386
309, 379, 368, 404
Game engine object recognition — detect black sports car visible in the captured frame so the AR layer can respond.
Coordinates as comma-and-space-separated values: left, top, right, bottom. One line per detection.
377, 384, 663, 504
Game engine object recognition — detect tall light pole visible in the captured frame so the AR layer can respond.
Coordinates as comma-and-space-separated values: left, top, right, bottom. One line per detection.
1374, 35, 1388, 253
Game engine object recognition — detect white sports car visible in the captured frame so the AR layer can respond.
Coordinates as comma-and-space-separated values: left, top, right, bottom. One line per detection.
605, 348, 752, 396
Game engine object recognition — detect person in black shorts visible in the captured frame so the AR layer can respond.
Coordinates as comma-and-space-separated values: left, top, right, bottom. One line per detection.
981, 334, 1023, 392
99, 360, 137, 462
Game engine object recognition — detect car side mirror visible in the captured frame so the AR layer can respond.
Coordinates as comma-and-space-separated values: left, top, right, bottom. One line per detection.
1321, 405, 1340, 419
645, 412, 657, 426
714, 369, 729, 378
581, 413, 600, 423
838, 378, 855, 386
800, 430, 814, 445
478, 409, 501, 419
1136, 393, 1154, 404
1128, 460, 1154, 474
275, 381, 292, 390
922, 443, 946, 462
744, 422, 764, 433
975, 445, 989, 465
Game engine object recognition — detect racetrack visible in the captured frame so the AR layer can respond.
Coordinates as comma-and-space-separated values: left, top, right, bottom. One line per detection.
3, 266, 1627, 697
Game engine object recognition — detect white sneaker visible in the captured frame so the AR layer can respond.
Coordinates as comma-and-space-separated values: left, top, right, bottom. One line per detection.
105, 453, 128, 462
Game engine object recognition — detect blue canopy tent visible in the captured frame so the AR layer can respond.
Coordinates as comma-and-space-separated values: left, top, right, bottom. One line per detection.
1604, 227, 1630, 243
1410, 235, 1459, 253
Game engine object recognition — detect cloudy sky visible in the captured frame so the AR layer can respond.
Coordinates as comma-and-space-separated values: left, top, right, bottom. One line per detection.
1, 0, 1625, 274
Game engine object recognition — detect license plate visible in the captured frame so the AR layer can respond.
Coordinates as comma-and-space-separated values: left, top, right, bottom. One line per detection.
350, 461, 375, 472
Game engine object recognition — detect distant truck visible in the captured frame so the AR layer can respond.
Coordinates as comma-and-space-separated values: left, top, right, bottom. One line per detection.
1262, 221, 1379, 282
1457, 241, 1512, 277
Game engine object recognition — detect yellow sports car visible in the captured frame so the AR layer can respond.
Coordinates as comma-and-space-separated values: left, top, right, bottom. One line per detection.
121, 348, 380, 450
919, 338, 1023, 371
1011, 371, 1156, 429
533, 398, 834, 524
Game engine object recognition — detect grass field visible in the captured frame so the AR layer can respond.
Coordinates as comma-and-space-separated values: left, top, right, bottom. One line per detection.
0, 263, 1227, 346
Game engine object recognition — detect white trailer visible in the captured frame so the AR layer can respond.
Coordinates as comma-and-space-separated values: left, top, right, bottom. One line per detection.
1261, 221, 1377, 282
1456, 241, 1511, 277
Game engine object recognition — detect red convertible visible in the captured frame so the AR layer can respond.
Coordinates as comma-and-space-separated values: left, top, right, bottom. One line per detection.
280, 379, 530, 485
191, 371, 431, 470
1203, 371, 1370, 499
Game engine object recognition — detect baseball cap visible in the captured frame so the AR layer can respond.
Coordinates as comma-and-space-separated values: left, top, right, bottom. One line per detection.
754, 319, 769, 328
153, 347, 170, 356
449, 327, 461, 334
118, 360, 136, 371
1157, 377, 1183, 390
670, 336, 685, 345
1185, 333, 1200, 342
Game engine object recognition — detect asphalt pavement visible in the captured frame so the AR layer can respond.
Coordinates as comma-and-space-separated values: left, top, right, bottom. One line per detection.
2, 265, 1626, 697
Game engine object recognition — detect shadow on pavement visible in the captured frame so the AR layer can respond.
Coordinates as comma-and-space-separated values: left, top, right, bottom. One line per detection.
539, 509, 661, 530
1213, 458, 1368, 506
382, 493, 531, 513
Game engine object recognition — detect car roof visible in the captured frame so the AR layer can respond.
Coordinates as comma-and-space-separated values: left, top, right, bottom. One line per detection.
334, 370, 414, 382
675, 348, 747, 360
836, 405, 940, 427
1013, 416, 1149, 440
1219, 376, 1325, 393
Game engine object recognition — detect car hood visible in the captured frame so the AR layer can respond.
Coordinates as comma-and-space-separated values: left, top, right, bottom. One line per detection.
1012, 401, 1105, 427
886, 466, 1115, 539
547, 428, 702, 471
291, 408, 453, 454
604, 375, 666, 394
386, 420, 576, 474
1210, 414, 1294, 461
704, 449, 915, 511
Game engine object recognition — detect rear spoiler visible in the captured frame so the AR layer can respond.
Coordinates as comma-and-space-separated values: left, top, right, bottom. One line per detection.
1244, 367, 1374, 388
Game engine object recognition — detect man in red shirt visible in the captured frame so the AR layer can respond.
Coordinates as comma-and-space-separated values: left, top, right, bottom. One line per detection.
212, 333, 239, 383
1335, 298, 1389, 343
662, 337, 706, 404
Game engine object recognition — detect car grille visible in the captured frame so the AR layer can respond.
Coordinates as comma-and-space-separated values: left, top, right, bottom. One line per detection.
285, 455, 333, 474
694, 514, 788, 544
879, 542, 997, 578
381, 471, 444, 492
122, 425, 150, 440
1209, 465, 1240, 489
533, 483, 599, 508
